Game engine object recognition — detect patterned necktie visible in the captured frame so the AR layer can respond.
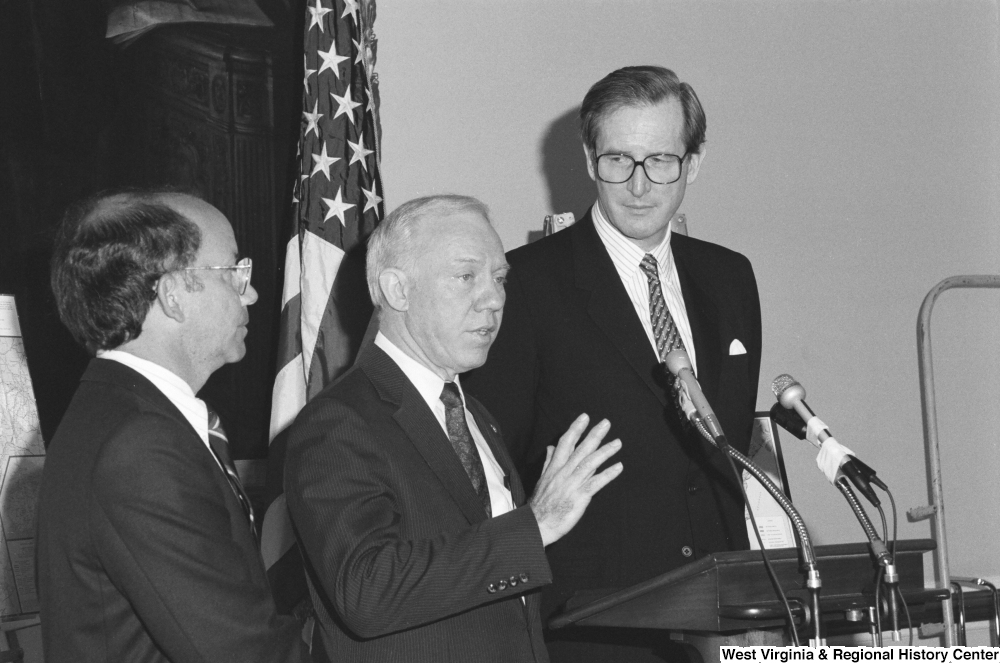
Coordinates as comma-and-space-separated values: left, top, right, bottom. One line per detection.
206, 408, 259, 542
439, 382, 492, 517
640, 254, 688, 416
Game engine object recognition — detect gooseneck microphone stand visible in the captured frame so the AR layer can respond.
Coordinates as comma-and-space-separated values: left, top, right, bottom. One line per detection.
769, 389, 900, 644
835, 477, 891, 564
687, 417, 824, 647
834, 476, 900, 644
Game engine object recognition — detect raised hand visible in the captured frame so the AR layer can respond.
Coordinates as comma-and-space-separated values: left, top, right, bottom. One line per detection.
529, 414, 622, 547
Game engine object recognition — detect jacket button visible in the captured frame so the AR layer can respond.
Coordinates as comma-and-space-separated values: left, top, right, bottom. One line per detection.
487, 583, 498, 594
498, 579, 508, 591
687, 485, 698, 494
519, 573, 529, 583
681, 546, 693, 558
509, 575, 519, 587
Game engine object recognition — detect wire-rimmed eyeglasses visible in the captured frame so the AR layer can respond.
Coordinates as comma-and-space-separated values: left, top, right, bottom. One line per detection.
183, 257, 253, 295
595, 152, 688, 185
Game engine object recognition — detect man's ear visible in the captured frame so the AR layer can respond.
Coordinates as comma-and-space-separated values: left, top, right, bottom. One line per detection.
583, 144, 597, 182
155, 273, 186, 323
686, 146, 706, 185
378, 268, 409, 312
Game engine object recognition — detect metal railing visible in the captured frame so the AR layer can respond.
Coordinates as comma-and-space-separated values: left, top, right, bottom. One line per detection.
912, 275, 1000, 646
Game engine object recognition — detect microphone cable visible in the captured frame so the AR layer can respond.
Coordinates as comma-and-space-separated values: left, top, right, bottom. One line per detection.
689, 417, 802, 646
672, 357, 819, 645
869, 482, 913, 646
874, 565, 885, 645
881, 484, 913, 645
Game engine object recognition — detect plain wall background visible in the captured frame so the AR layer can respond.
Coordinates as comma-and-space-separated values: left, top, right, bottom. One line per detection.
376, 1, 1000, 582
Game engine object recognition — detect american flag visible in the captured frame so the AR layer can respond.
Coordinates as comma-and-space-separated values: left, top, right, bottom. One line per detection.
261, 0, 384, 614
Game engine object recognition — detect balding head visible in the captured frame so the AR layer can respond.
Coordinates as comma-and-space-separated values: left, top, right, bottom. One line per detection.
51, 188, 203, 354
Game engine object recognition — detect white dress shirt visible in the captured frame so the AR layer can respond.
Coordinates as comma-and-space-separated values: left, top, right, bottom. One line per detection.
374, 332, 515, 518
591, 201, 698, 375
97, 349, 223, 472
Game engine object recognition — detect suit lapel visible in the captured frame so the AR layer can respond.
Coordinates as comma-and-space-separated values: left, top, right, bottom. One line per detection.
363, 347, 489, 525
86, 358, 257, 543
572, 214, 670, 407
672, 236, 722, 403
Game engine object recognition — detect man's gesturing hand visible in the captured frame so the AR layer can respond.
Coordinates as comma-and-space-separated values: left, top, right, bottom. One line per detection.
529, 414, 622, 547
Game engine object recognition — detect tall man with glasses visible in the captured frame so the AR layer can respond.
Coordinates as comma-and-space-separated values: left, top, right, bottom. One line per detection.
464, 66, 762, 662
37, 189, 309, 662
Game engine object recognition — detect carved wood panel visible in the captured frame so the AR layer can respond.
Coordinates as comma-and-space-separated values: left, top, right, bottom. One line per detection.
115, 25, 291, 458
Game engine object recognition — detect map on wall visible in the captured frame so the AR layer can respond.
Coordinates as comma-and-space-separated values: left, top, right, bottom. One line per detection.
0, 295, 45, 615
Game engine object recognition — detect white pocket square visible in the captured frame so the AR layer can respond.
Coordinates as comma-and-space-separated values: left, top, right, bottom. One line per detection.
729, 339, 747, 355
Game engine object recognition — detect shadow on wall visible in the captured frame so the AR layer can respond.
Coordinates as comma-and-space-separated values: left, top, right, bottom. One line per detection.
532, 105, 593, 244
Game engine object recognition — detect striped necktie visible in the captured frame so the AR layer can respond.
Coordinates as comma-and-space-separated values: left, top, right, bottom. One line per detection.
440, 382, 492, 517
206, 408, 258, 542
640, 254, 688, 417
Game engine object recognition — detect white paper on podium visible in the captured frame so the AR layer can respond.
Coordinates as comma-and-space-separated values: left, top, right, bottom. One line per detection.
744, 416, 796, 550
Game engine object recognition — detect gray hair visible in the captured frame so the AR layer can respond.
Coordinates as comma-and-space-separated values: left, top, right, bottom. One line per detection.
366, 194, 492, 310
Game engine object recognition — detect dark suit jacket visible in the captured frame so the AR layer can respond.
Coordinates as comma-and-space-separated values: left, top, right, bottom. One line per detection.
464, 212, 762, 623
36, 359, 308, 663
284, 345, 553, 663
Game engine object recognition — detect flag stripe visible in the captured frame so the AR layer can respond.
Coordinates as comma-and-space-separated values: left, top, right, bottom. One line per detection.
299, 229, 345, 378
269, 355, 307, 442
270, 236, 304, 442
261, 494, 296, 568
279, 234, 302, 310
274, 292, 302, 380
260, 493, 308, 613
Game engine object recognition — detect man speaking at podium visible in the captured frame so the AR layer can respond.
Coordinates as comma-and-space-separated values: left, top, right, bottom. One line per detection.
464, 66, 763, 662
284, 195, 622, 662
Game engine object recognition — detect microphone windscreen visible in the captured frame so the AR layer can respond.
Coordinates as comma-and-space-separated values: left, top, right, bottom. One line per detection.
771, 374, 798, 398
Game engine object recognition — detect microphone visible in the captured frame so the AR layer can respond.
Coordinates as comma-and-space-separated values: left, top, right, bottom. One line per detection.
768, 402, 807, 441
771, 374, 885, 506
665, 349, 726, 446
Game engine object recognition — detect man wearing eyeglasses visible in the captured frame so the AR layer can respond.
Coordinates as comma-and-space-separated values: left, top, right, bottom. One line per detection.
37, 189, 309, 662
464, 66, 762, 662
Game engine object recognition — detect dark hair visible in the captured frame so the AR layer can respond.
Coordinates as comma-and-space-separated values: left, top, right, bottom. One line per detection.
50, 188, 202, 353
580, 65, 707, 157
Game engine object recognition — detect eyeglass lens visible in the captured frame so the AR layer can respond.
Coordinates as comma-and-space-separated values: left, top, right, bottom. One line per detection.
235, 258, 252, 295
597, 154, 682, 185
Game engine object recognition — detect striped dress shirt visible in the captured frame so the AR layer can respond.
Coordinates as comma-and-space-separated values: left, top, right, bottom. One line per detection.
591, 201, 698, 375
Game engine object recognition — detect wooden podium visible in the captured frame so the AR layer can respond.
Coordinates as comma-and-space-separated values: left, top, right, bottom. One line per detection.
550, 539, 941, 662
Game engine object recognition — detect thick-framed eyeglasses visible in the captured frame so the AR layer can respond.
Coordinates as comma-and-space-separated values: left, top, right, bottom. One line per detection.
595, 152, 688, 185
183, 257, 253, 295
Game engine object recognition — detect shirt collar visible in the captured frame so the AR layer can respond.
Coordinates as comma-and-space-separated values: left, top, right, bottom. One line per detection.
374, 332, 466, 410
98, 349, 195, 397
97, 349, 209, 443
591, 201, 673, 274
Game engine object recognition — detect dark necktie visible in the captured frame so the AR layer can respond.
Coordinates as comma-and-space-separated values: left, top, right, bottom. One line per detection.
439, 382, 492, 517
639, 254, 689, 415
206, 408, 259, 542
